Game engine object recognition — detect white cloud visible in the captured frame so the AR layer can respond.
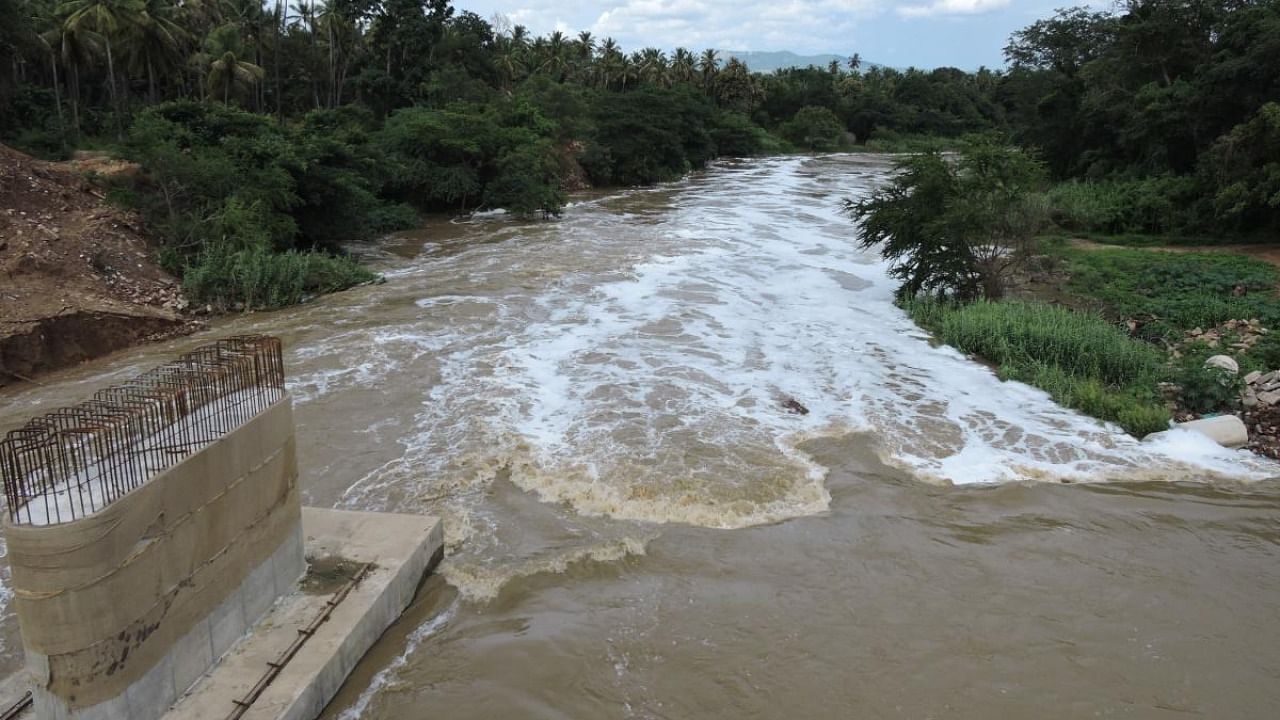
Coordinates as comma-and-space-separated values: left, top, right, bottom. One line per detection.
896, 0, 1010, 18
467, 0, 880, 53
460, 0, 1034, 67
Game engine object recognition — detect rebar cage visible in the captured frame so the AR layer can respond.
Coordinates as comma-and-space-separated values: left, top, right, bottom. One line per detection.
1, 335, 286, 526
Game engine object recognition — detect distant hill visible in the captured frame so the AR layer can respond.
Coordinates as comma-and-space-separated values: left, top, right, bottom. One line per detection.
722, 50, 875, 73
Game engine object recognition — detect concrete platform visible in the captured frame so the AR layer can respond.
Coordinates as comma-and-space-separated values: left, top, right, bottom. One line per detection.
161, 507, 443, 720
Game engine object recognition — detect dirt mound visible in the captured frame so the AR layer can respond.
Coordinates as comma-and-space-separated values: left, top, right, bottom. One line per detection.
0, 143, 197, 386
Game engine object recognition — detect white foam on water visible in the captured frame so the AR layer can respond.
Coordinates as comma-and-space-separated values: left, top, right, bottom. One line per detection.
194, 153, 1278, 710
331, 155, 1275, 558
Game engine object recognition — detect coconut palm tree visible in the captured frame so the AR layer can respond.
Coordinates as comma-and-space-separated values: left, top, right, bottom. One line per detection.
128, 0, 188, 101
575, 30, 593, 60
672, 47, 696, 85
598, 36, 619, 87
207, 48, 263, 104
637, 47, 669, 87
62, 0, 139, 137
51, 20, 101, 133
699, 48, 719, 93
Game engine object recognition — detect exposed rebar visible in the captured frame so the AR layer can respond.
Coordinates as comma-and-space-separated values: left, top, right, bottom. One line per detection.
0, 335, 286, 525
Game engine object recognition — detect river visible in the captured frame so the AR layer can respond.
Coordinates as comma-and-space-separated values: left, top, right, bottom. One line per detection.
2, 154, 1280, 718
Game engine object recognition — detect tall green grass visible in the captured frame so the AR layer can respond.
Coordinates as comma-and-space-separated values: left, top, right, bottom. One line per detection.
904, 298, 1171, 436
183, 243, 377, 311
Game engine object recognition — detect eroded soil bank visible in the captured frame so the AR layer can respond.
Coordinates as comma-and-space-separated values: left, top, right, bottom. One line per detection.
0, 144, 195, 386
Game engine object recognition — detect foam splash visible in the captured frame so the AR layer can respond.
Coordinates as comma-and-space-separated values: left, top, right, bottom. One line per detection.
325, 156, 1273, 539
282, 155, 1277, 599
440, 535, 651, 603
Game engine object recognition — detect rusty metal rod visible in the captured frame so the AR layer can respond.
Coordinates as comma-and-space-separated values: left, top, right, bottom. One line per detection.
0, 691, 32, 720
224, 563, 373, 720
1, 336, 285, 525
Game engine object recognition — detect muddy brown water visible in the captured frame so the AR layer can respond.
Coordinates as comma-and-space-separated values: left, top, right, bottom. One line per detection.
2, 155, 1279, 718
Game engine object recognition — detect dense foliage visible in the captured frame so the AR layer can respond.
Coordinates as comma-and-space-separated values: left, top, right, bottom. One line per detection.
2, 0, 1278, 311
847, 142, 1048, 300
1059, 247, 1280, 338
1001, 1, 1280, 236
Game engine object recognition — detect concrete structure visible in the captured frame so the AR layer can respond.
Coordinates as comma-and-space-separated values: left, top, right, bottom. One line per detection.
163, 508, 443, 720
1, 337, 446, 720
5, 395, 304, 720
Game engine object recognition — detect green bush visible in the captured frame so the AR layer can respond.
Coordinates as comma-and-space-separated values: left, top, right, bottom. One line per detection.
183, 243, 376, 311
1046, 176, 1200, 235
780, 106, 845, 151
903, 297, 1171, 435
709, 111, 770, 156
1171, 359, 1243, 414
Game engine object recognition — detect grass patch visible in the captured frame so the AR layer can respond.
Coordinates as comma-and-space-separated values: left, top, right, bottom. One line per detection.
904, 297, 1171, 436
183, 244, 377, 311
1056, 247, 1280, 336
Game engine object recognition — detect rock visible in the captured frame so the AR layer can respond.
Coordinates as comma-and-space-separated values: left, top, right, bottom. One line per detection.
1245, 370, 1263, 385
781, 397, 809, 415
1172, 415, 1249, 449
1260, 371, 1278, 386
1204, 355, 1239, 375
1190, 327, 1204, 336
1259, 390, 1280, 406
1243, 389, 1259, 409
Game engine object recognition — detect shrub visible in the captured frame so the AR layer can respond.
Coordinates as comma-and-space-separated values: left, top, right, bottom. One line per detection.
1046, 176, 1200, 235
183, 243, 376, 311
709, 111, 770, 156
781, 106, 845, 151
1171, 359, 1243, 414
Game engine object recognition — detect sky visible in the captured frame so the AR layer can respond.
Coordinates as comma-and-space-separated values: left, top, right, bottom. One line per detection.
456, 0, 1096, 70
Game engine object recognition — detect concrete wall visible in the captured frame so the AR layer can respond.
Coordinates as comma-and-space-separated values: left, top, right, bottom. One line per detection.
4, 395, 304, 720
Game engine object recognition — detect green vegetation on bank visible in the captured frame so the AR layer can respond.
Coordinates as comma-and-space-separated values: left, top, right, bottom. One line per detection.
856, 139, 1280, 437
1057, 247, 1280, 339
904, 298, 1171, 435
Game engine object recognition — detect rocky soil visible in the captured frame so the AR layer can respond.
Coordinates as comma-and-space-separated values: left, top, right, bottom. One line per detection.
0, 143, 199, 387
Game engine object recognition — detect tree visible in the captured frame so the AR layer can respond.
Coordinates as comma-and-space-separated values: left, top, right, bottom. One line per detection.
781, 105, 843, 150
847, 142, 1048, 301
128, 0, 188, 102
207, 48, 263, 104
62, 0, 139, 136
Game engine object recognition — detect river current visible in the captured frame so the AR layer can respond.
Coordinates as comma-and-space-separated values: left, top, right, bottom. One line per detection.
2, 155, 1279, 717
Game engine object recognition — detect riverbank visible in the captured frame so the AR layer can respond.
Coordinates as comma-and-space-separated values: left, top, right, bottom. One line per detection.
908, 236, 1280, 456
0, 144, 201, 387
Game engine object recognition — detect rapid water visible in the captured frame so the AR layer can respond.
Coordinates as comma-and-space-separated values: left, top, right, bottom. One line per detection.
3, 155, 1279, 717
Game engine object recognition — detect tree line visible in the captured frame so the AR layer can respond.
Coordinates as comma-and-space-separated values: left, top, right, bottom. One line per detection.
0, 0, 1276, 308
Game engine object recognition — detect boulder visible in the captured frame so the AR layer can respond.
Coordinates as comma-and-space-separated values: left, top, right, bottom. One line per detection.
1176, 415, 1249, 448
1204, 355, 1239, 375
1245, 370, 1263, 385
